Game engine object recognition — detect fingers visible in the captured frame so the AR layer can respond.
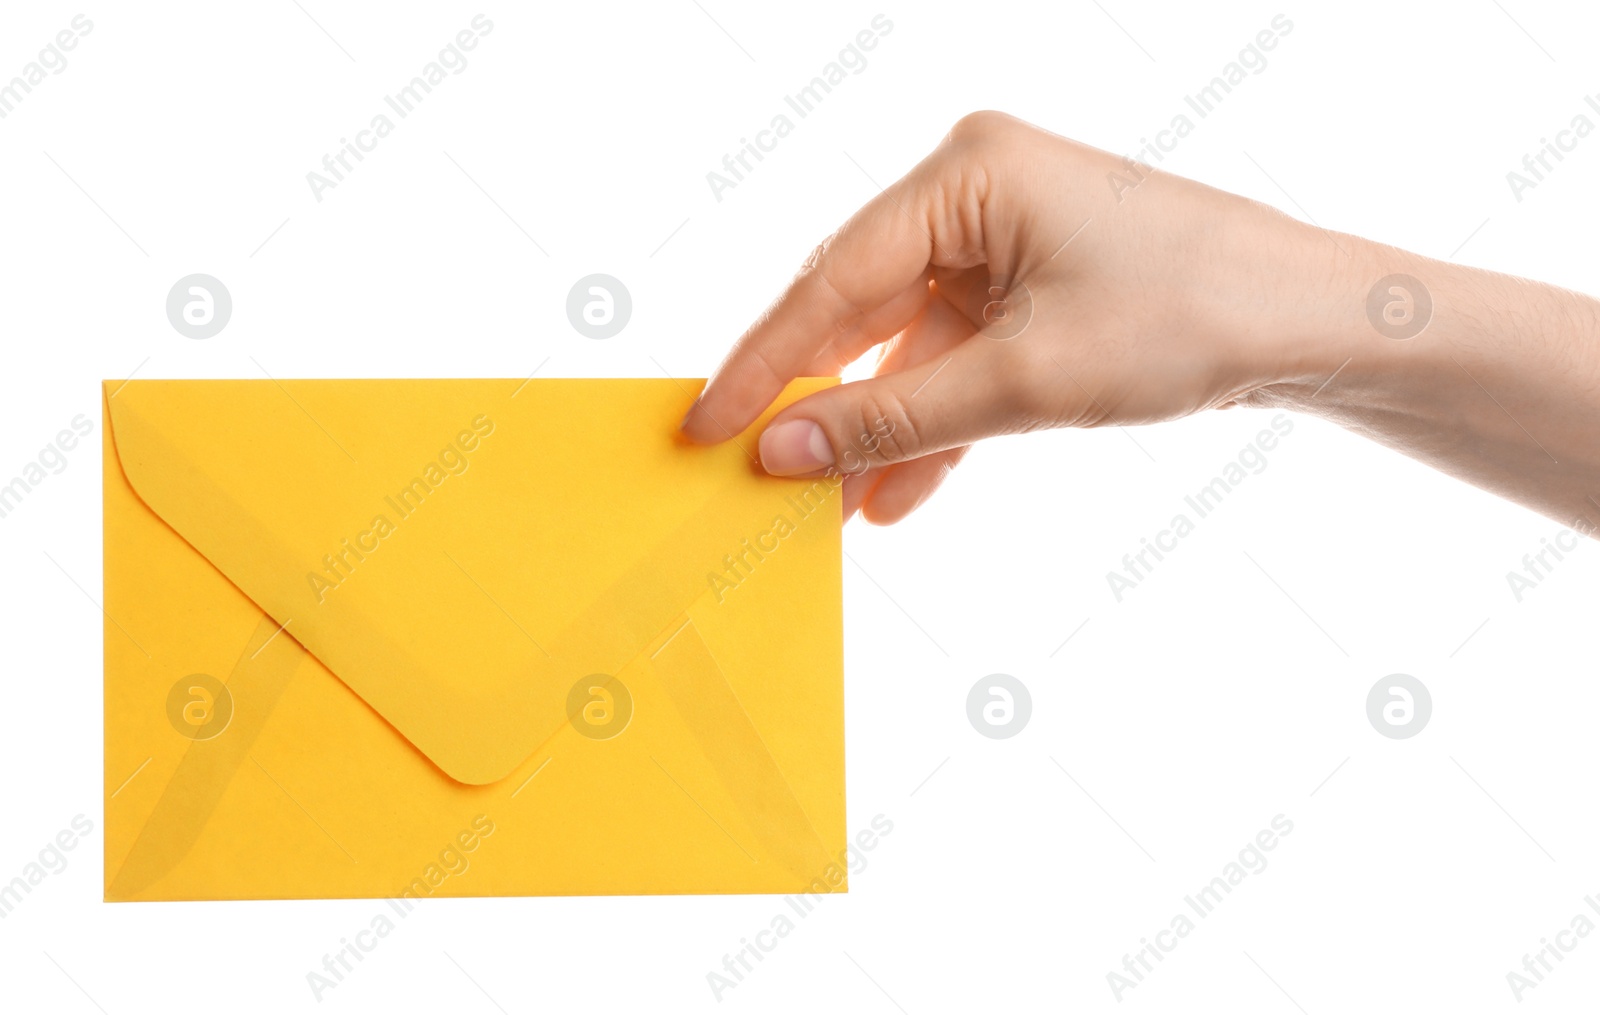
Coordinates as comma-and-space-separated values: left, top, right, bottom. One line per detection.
800, 272, 933, 377
846, 287, 975, 521
681, 171, 946, 444
840, 469, 882, 523
825, 284, 975, 524
872, 278, 970, 376
860, 446, 971, 524
756, 329, 1026, 477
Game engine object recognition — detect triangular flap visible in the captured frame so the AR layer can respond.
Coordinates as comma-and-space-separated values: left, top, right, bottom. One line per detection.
104, 378, 827, 785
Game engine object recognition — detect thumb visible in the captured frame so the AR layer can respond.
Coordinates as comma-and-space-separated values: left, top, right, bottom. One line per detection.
757, 337, 1025, 477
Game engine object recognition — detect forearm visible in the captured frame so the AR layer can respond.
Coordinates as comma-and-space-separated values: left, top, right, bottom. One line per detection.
1260, 229, 1600, 532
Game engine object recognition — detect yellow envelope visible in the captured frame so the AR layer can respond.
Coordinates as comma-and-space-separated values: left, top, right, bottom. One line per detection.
103, 378, 845, 900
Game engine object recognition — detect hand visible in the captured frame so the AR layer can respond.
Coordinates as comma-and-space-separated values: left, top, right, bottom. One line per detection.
678, 111, 1347, 522
680, 112, 1600, 531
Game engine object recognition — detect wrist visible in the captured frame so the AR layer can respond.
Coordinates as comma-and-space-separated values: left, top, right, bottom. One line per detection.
1246, 223, 1440, 411
1179, 194, 1387, 408
1255, 228, 1600, 529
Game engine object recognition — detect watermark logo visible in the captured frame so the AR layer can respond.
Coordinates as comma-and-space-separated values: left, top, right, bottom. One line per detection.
1365, 274, 1431, 340
967, 673, 1031, 739
1108, 14, 1294, 202
1505, 94, 1600, 203
166, 673, 233, 741
166, 274, 232, 339
967, 278, 1033, 341
1107, 414, 1295, 601
1366, 673, 1431, 739
566, 675, 632, 740
308, 415, 495, 603
1107, 814, 1294, 1000
0, 414, 94, 523
0, 15, 93, 121
706, 814, 894, 1001
1506, 517, 1593, 601
306, 814, 496, 1000
1505, 895, 1600, 1001
0, 814, 93, 921
704, 426, 890, 602
305, 16, 493, 203
705, 15, 894, 203
566, 274, 631, 339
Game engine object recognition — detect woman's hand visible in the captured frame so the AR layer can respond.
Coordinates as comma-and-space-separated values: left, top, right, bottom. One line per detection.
680, 111, 1600, 531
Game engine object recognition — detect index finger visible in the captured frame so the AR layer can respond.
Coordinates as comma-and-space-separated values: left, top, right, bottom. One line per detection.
679, 169, 943, 444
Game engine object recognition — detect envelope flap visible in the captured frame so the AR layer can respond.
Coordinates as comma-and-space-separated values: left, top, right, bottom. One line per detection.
105, 378, 835, 785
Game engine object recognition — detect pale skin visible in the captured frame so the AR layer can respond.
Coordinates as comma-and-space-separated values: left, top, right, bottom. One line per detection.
679, 112, 1600, 533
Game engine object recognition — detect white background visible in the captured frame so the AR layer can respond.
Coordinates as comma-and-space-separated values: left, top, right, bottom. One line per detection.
2, 1, 1597, 1011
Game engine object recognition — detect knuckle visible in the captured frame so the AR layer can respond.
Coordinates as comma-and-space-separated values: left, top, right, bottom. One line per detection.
746, 343, 785, 388
946, 109, 1016, 145
811, 267, 868, 340
798, 232, 837, 276
838, 392, 920, 470
795, 235, 868, 342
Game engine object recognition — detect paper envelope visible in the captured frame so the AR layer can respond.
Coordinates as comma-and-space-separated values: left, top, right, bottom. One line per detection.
103, 378, 846, 900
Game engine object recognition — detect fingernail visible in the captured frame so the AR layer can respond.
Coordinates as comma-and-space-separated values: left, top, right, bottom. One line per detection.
759, 420, 833, 476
